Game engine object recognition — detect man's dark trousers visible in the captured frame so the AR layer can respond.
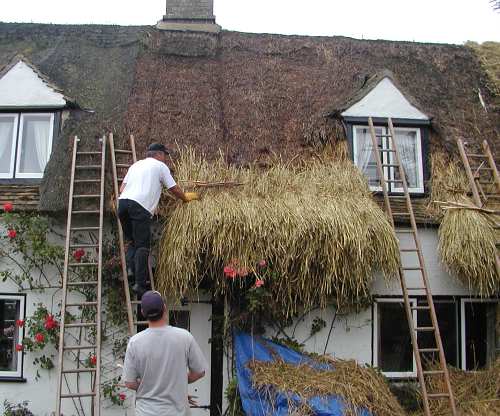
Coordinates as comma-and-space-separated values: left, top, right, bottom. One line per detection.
117, 199, 152, 291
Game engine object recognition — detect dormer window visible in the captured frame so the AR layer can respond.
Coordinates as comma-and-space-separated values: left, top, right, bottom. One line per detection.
341, 75, 430, 194
0, 58, 67, 180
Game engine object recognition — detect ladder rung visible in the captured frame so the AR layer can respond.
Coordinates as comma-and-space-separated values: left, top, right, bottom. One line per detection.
60, 392, 96, 398
396, 229, 414, 234
134, 321, 148, 325
406, 287, 426, 291
415, 326, 435, 332
428, 393, 450, 399
71, 227, 99, 231
68, 262, 98, 267
75, 165, 101, 169
411, 306, 430, 310
77, 151, 102, 156
466, 154, 487, 158
402, 267, 423, 271
116, 163, 130, 168
73, 194, 100, 199
131, 300, 141, 305
74, 179, 100, 183
393, 213, 411, 216
62, 368, 97, 374
72, 210, 100, 215
379, 149, 396, 153
420, 348, 440, 353
114, 149, 133, 154
64, 322, 97, 328
376, 134, 392, 138
401, 248, 418, 252
386, 179, 404, 183
63, 345, 96, 351
382, 164, 399, 167
69, 244, 99, 249
66, 302, 98, 307
67, 281, 98, 287
478, 167, 494, 171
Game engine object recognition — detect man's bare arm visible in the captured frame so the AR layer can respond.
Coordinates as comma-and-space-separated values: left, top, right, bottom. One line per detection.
169, 185, 198, 202
188, 370, 205, 384
119, 181, 126, 193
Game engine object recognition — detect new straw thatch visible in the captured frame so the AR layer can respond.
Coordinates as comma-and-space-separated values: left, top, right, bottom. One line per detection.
416, 359, 500, 416
249, 358, 406, 416
157, 149, 399, 313
429, 153, 500, 295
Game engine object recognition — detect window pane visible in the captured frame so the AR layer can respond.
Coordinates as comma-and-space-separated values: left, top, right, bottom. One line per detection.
377, 302, 413, 372
0, 116, 16, 175
355, 126, 383, 188
0, 299, 21, 372
464, 302, 498, 370
394, 130, 420, 189
17, 114, 52, 175
418, 301, 458, 367
169, 310, 190, 331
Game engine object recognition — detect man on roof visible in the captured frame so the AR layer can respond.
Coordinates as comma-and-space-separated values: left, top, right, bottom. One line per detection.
118, 143, 198, 297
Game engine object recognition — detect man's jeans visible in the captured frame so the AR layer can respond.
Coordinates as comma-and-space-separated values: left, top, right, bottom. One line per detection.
118, 199, 152, 289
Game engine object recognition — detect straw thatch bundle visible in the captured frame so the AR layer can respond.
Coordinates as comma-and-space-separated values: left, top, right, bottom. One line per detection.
249, 358, 406, 416
157, 149, 399, 313
429, 153, 500, 295
416, 359, 500, 416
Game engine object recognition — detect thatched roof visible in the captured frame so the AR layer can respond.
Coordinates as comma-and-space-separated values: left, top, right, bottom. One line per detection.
0, 23, 498, 212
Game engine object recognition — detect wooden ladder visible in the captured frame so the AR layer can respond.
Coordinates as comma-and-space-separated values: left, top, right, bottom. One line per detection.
109, 134, 155, 335
55, 136, 106, 416
368, 117, 457, 416
457, 138, 500, 277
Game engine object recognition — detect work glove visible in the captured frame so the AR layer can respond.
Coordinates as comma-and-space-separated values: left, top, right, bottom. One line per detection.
184, 192, 200, 202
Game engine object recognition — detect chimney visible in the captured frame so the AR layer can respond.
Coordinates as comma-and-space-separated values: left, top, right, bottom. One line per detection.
157, 0, 221, 33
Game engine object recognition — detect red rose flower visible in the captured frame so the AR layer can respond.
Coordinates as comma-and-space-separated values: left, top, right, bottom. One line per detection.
44, 315, 57, 330
73, 248, 85, 262
90, 355, 97, 366
7, 229, 16, 239
16, 319, 24, 327
3, 202, 13, 212
119, 393, 126, 401
237, 267, 248, 277
15, 344, 23, 352
35, 333, 45, 343
223, 266, 237, 279
254, 279, 264, 288
258, 259, 267, 268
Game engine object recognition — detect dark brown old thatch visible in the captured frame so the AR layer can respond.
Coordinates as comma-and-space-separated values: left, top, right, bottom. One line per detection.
0, 23, 498, 212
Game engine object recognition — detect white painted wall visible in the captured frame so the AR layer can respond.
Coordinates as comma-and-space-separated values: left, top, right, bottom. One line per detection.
0, 61, 66, 108
341, 77, 429, 120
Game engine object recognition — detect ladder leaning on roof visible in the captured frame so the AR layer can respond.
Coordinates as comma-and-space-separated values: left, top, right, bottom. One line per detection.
367, 117, 457, 416
109, 133, 156, 335
55, 136, 106, 416
456, 138, 500, 278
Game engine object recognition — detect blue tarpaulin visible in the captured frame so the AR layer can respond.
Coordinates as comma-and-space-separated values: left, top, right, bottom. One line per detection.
234, 332, 371, 416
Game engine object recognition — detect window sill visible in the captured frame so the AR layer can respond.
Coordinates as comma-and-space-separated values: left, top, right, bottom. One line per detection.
0, 376, 27, 383
0, 178, 42, 186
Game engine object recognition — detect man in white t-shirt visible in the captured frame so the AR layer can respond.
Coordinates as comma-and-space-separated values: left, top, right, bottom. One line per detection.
118, 143, 198, 297
122, 291, 207, 416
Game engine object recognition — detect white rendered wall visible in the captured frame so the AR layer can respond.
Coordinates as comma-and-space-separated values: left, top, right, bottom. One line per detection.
0, 61, 66, 108
341, 78, 429, 120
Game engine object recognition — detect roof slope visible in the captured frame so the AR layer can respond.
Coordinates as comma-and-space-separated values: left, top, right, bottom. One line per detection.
0, 23, 498, 211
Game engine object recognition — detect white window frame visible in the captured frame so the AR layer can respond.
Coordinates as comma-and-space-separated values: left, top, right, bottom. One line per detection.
0, 294, 25, 379
15, 112, 54, 179
353, 125, 424, 194
374, 298, 417, 378
460, 298, 498, 371
0, 114, 19, 179
390, 127, 425, 194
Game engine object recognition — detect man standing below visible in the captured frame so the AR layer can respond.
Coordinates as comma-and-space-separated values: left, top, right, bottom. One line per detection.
118, 143, 198, 297
122, 291, 207, 416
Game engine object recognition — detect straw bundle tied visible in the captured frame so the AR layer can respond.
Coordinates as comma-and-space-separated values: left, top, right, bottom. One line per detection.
429, 153, 500, 296
249, 358, 406, 416
415, 359, 500, 416
157, 148, 399, 313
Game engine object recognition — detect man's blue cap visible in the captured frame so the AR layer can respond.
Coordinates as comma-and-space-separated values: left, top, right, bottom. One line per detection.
147, 143, 169, 154
141, 291, 164, 320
